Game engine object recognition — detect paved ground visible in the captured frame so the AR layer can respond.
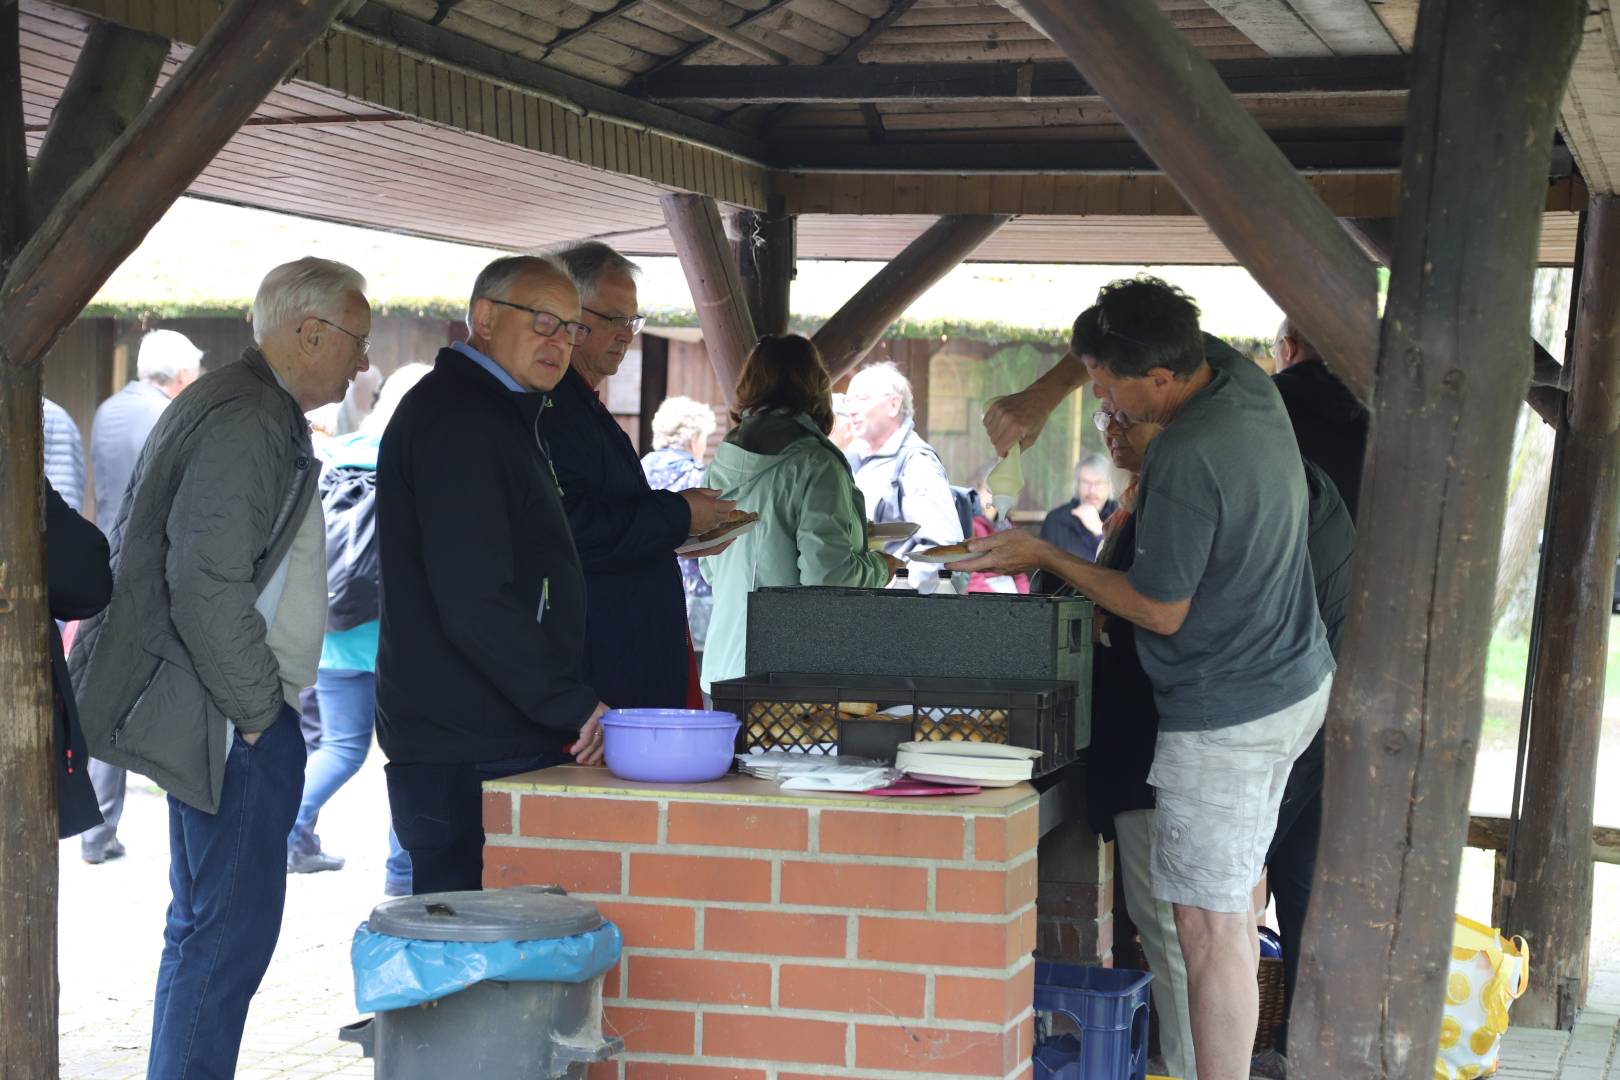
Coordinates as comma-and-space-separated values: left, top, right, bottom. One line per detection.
58, 751, 393, 1079
54, 747, 1620, 1079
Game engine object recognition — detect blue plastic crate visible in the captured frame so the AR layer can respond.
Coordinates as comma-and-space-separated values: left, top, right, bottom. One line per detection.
1032, 961, 1153, 1080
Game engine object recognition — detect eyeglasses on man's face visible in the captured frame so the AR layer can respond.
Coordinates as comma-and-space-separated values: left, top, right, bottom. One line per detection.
488, 298, 592, 345
1092, 408, 1133, 433
315, 317, 370, 355
582, 306, 646, 336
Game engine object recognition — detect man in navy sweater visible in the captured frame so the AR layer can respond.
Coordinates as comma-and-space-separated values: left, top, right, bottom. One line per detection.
546, 242, 733, 708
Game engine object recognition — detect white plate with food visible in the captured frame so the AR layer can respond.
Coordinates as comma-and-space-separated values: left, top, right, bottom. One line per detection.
908, 542, 977, 564
675, 511, 759, 556
867, 521, 919, 550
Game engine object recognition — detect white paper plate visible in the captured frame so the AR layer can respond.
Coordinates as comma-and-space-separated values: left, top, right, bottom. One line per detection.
897, 741, 1042, 761
909, 546, 977, 564
906, 770, 1025, 789
675, 518, 757, 556
867, 521, 919, 550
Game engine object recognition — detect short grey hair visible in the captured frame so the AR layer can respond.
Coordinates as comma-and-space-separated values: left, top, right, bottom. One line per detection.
251, 257, 367, 345
850, 361, 914, 422
136, 329, 203, 384
1077, 452, 1110, 477
650, 395, 717, 451
1276, 316, 1320, 362
546, 241, 641, 302
466, 254, 577, 330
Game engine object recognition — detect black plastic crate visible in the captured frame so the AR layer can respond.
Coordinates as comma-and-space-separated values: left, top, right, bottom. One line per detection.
710, 672, 1077, 778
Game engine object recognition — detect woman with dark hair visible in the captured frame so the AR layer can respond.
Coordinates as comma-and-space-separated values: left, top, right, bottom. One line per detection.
700, 335, 901, 691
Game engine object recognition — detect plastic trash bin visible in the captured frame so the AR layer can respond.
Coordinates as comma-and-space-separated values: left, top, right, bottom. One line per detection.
341, 885, 623, 1079
1032, 961, 1153, 1080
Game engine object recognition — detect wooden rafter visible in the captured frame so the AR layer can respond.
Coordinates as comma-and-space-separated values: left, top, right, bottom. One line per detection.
631, 0, 806, 84
340, 2, 769, 161
661, 193, 756, 402
829, 0, 920, 64
642, 0, 788, 64
642, 55, 1411, 103
0, 0, 353, 372
27, 21, 167, 229
813, 214, 1009, 380
1015, 0, 1380, 404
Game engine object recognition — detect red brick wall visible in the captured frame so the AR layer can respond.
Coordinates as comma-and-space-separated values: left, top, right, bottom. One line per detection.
484, 783, 1042, 1079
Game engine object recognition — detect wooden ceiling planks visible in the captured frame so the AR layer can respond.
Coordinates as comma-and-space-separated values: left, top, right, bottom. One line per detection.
1559, 5, 1620, 194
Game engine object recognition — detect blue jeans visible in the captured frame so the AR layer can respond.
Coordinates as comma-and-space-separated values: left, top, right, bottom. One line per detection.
288, 669, 374, 855
148, 707, 304, 1080
290, 668, 412, 890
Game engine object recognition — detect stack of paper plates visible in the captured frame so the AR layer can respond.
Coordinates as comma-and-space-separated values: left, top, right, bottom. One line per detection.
894, 741, 1041, 788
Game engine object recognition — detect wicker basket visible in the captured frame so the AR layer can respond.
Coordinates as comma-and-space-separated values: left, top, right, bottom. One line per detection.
1254, 955, 1287, 1054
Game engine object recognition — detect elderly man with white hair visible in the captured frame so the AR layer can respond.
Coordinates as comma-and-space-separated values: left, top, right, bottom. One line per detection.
847, 360, 965, 560
71, 257, 371, 1079
77, 328, 204, 865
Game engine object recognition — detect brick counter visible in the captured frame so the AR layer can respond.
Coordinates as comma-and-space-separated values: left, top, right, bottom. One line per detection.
483, 766, 1041, 1080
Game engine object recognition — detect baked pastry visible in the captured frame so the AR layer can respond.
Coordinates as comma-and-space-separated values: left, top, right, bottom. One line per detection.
919, 541, 972, 557
695, 509, 760, 544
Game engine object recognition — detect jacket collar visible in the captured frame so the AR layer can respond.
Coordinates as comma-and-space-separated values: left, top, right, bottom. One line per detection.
434, 346, 554, 412
238, 347, 311, 445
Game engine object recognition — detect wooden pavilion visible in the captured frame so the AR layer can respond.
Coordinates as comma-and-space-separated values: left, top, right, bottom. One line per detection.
0, 0, 1615, 1076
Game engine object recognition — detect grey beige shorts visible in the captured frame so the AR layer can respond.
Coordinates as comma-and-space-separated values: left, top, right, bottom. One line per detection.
1147, 674, 1332, 913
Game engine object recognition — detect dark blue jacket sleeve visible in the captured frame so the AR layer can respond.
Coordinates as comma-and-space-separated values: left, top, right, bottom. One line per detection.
46, 479, 112, 622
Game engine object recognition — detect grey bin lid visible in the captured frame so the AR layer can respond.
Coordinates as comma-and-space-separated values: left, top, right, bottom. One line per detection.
368, 885, 604, 943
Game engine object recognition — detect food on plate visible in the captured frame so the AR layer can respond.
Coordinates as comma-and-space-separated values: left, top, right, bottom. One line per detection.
918, 541, 972, 558
836, 701, 879, 717
695, 509, 760, 543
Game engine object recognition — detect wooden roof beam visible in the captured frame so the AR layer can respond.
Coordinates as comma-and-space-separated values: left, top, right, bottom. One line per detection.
813, 213, 1008, 380
0, 0, 353, 371
661, 193, 757, 403
1017, 0, 1380, 405
26, 21, 167, 231
340, 3, 769, 162
642, 56, 1411, 104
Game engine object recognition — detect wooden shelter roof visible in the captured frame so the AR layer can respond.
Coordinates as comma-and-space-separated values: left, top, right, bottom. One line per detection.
22, 0, 1614, 264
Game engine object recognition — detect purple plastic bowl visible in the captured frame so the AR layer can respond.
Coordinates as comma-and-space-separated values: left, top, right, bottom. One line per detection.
600, 709, 741, 784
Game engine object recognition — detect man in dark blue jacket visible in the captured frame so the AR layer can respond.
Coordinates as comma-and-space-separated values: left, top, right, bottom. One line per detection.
376, 254, 607, 893
547, 242, 734, 708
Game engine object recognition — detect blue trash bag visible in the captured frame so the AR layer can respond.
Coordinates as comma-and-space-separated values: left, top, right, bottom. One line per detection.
351, 920, 622, 1013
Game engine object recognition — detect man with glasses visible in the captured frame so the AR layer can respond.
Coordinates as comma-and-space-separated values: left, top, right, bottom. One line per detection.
374, 254, 608, 893
544, 241, 733, 710
1040, 449, 1117, 563
965, 277, 1332, 1080
848, 360, 965, 561
70, 257, 371, 1077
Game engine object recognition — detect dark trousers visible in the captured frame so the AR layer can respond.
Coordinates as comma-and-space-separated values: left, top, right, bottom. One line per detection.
148, 707, 305, 1080
1265, 726, 1325, 1056
385, 750, 566, 894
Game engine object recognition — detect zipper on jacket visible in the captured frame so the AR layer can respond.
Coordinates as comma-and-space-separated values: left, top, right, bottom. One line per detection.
111, 661, 163, 746
533, 406, 564, 493
256, 453, 312, 575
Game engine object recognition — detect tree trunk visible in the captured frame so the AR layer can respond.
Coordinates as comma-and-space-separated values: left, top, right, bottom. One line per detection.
1509, 194, 1620, 1029
1292, 2, 1586, 1075
1492, 416, 1556, 631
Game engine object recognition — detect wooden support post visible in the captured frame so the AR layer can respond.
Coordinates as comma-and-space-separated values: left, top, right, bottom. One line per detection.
1291, 1, 1585, 1075
813, 214, 1008, 381
0, 0, 354, 369
1509, 194, 1620, 1030
637, 332, 671, 454
27, 22, 168, 229
661, 193, 757, 404
0, 6, 54, 1076
733, 206, 795, 337
1017, 0, 1380, 406
1344, 214, 1571, 410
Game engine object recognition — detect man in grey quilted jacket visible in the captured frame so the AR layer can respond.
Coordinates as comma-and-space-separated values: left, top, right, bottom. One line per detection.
70, 257, 371, 1080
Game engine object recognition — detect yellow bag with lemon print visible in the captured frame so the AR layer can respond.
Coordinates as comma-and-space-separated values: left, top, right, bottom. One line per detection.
1434, 914, 1529, 1080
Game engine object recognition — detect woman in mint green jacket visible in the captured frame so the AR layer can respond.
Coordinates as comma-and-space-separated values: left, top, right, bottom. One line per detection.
701, 335, 900, 692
